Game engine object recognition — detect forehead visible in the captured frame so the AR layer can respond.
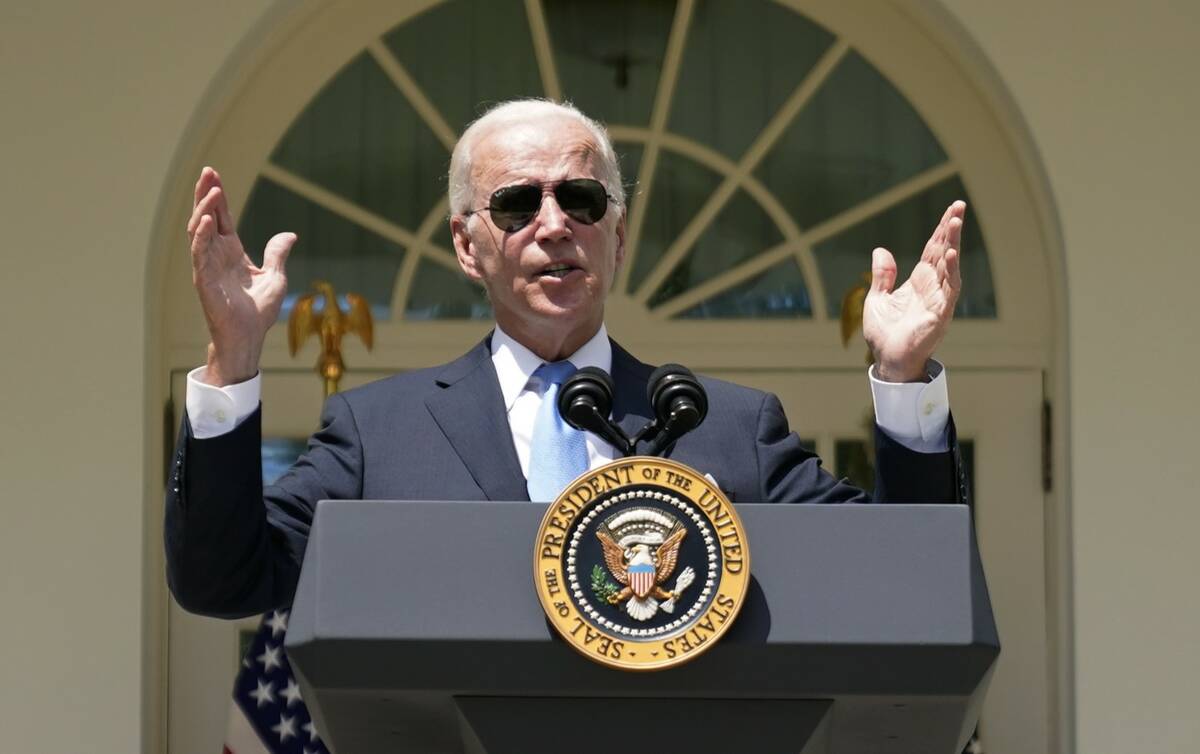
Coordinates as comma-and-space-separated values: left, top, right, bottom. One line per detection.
470, 116, 601, 192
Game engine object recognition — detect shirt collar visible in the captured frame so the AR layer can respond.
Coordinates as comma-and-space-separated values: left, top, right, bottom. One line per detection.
491, 324, 612, 412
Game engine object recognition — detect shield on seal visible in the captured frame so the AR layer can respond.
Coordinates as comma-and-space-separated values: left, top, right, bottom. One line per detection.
629, 562, 655, 599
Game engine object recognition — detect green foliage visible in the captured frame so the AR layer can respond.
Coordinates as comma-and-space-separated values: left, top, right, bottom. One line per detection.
591, 564, 620, 602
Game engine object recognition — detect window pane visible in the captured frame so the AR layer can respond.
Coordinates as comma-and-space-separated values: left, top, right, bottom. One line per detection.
676, 257, 811, 318
835, 439, 876, 493
756, 51, 948, 229
261, 437, 308, 486
430, 222, 456, 258
615, 142, 644, 214
239, 178, 404, 320
385, 0, 544, 133
669, 0, 834, 159
405, 260, 492, 320
627, 149, 722, 291
545, 0, 675, 128
249, 0, 998, 324
648, 187, 785, 307
270, 53, 449, 233
814, 176, 997, 318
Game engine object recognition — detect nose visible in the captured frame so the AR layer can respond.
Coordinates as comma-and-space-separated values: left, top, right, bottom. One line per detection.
533, 189, 572, 243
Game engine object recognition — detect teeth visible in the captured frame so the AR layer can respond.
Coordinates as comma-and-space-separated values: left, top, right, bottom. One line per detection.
541, 265, 573, 278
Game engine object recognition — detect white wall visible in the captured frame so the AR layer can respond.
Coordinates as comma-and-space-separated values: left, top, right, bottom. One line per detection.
936, 1, 1200, 750
0, 3, 275, 752
1, 1, 1197, 752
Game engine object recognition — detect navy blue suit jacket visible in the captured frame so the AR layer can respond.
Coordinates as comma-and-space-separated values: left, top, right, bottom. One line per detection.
165, 337, 964, 618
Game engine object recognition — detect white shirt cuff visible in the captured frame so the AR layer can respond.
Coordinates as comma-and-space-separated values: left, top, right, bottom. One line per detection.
869, 360, 950, 453
185, 367, 262, 439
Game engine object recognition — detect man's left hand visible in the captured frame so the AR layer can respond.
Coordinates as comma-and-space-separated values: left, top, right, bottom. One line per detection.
862, 200, 965, 383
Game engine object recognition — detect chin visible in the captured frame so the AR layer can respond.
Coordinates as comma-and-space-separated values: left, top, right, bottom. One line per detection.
530, 284, 593, 314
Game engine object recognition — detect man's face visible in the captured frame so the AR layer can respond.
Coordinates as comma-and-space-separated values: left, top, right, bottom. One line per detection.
451, 116, 626, 360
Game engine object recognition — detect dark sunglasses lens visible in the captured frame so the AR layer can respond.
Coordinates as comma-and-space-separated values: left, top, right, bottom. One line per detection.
489, 184, 541, 231
555, 179, 608, 224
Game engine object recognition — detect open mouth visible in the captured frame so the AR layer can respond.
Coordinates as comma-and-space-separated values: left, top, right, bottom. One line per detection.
537, 263, 580, 280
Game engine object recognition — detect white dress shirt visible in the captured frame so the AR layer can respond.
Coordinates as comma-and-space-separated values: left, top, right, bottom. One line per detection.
490, 325, 617, 477
186, 327, 951, 460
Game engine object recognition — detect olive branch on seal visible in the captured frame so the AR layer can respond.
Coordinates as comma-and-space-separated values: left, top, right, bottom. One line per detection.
590, 564, 620, 602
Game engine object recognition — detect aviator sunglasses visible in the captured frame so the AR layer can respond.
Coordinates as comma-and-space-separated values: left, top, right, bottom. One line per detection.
464, 178, 615, 232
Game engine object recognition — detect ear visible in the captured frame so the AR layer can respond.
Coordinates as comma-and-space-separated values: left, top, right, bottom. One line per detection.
451, 215, 484, 282
613, 207, 628, 272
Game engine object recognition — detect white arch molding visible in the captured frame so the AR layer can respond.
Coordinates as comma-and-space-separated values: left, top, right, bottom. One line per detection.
144, 1, 1070, 752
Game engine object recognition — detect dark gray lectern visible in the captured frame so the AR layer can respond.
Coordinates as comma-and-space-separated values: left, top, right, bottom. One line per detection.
285, 502, 998, 754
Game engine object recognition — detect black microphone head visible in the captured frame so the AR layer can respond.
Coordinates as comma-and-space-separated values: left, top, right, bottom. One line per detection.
557, 366, 615, 431
647, 363, 708, 431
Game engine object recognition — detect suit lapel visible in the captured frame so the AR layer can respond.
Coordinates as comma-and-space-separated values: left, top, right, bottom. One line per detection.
425, 337, 529, 501
609, 340, 655, 452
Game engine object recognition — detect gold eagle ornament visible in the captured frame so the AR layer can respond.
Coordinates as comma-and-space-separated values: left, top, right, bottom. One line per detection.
287, 280, 374, 397
840, 270, 873, 364
597, 525, 695, 621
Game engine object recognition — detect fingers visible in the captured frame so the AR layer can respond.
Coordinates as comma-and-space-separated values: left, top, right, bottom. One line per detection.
216, 194, 235, 234
942, 246, 962, 302
870, 247, 897, 294
262, 232, 298, 275
922, 200, 967, 264
191, 213, 215, 255
187, 191, 209, 238
190, 167, 234, 235
193, 166, 221, 207
945, 206, 965, 254
188, 184, 236, 238
190, 214, 218, 281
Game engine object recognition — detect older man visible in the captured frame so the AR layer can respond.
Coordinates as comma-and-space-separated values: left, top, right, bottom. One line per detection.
167, 100, 965, 618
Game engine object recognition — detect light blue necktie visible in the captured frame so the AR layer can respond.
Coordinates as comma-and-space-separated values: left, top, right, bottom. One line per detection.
526, 360, 589, 502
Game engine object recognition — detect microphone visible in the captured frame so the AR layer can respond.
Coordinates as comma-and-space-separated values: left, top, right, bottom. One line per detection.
557, 367, 634, 456
643, 364, 708, 456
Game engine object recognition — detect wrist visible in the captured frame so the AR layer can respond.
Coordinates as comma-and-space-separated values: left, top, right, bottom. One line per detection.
203, 342, 260, 386
874, 360, 929, 384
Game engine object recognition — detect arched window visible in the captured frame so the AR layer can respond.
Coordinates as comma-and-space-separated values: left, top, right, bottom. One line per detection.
238, 0, 998, 327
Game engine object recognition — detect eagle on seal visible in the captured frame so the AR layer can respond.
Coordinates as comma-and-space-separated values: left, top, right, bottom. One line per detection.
597, 526, 695, 621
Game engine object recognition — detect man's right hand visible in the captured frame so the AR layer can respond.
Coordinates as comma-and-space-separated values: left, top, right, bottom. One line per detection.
188, 167, 296, 387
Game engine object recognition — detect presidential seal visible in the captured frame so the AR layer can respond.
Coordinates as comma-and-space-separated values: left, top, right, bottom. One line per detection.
533, 458, 750, 671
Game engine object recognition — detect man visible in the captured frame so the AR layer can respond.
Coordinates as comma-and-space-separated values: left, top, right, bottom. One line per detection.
167, 99, 966, 619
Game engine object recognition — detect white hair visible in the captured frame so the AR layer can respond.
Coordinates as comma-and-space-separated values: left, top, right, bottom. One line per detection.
447, 99, 625, 215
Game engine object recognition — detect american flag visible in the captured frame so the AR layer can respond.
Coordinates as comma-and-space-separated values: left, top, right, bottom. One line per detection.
223, 610, 330, 754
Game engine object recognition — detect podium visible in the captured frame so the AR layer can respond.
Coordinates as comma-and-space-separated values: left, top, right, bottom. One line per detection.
285, 501, 998, 754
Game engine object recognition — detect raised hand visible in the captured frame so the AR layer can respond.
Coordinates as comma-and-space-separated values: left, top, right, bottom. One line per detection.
862, 201, 965, 382
187, 167, 297, 386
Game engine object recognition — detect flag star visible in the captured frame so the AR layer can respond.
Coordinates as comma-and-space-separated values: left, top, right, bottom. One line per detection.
248, 679, 276, 708
272, 713, 297, 742
257, 642, 284, 672
281, 677, 303, 707
266, 610, 289, 637
303, 719, 320, 742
